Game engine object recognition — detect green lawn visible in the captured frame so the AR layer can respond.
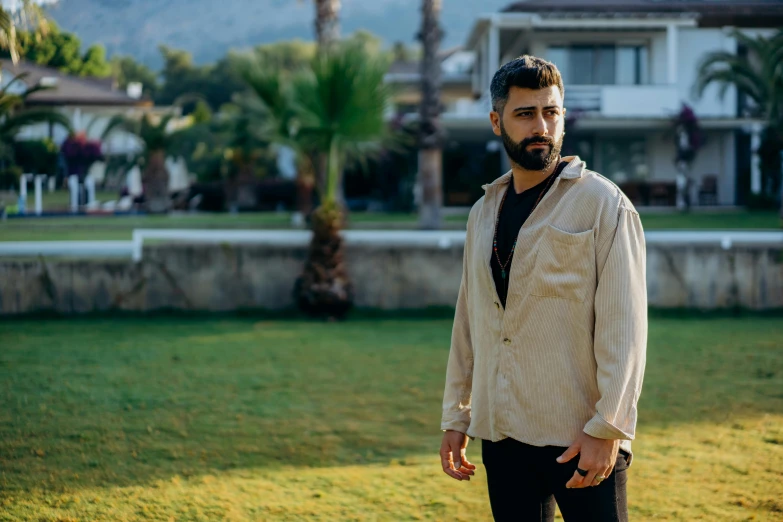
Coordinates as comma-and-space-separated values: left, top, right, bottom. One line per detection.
0, 210, 779, 242
1, 316, 781, 521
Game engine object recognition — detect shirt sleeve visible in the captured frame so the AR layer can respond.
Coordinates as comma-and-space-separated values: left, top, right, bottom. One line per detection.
583, 206, 648, 440
440, 218, 474, 435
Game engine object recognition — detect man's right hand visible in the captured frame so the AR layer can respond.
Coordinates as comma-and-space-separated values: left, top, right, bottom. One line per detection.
440, 429, 476, 481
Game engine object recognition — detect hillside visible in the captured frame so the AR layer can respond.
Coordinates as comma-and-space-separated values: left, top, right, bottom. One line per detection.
46, 0, 510, 66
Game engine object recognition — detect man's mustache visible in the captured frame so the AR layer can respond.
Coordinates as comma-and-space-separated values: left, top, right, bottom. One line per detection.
520, 136, 554, 147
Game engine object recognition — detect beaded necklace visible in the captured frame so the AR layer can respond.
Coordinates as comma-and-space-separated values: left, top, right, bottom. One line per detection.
492, 164, 560, 283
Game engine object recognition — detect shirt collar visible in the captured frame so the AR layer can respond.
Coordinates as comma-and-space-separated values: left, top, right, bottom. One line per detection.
481, 155, 585, 193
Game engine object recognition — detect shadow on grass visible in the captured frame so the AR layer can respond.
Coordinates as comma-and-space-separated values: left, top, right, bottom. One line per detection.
0, 315, 781, 495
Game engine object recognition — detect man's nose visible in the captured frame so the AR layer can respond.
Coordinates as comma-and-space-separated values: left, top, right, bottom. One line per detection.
531, 113, 548, 136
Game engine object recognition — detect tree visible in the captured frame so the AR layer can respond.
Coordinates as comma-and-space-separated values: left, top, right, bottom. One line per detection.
155, 46, 246, 113
79, 44, 112, 78
111, 54, 160, 98
101, 113, 184, 213
252, 39, 315, 72
240, 44, 391, 318
0, 72, 72, 166
314, 0, 340, 49
695, 29, 783, 220
417, 0, 445, 229
14, 24, 112, 77
0, 0, 48, 63
156, 45, 205, 107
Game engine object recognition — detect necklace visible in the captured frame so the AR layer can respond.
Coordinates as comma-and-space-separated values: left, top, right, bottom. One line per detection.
492, 163, 560, 283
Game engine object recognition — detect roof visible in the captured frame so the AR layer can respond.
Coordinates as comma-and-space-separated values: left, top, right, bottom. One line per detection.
386, 47, 473, 85
0, 61, 151, 107
502, 1, 783, 26
387, 46, 466, 75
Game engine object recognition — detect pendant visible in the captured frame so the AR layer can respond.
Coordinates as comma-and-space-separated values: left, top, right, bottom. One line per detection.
501, 269, 506, 280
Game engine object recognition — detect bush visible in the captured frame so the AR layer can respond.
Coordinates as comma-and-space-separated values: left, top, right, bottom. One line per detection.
0, 166, 23, 191
13, 139, 59, 175
746, 192, 779, 210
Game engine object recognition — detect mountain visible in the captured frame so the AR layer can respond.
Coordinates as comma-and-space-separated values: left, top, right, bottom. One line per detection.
46, 0, 511, 67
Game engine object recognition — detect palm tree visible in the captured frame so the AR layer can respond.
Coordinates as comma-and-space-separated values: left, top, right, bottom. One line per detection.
102, 113, 182, 214
240, 45, 391, 318
0, 0, 48, 63
0, 72, 72, 165
695, 29, 783, 220
294, 47, 391, 318
417, 0, 444, 229
215, 102, 275, 211
314, 0, 340, 50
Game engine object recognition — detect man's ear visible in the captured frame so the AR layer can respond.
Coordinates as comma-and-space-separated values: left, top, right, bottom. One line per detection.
490, 111, 501, 137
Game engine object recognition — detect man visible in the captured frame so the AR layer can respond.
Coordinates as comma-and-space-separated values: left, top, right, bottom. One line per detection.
439, 55, 647, 522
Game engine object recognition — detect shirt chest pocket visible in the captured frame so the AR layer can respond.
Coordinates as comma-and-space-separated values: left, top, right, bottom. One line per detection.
529, 225, 595, 302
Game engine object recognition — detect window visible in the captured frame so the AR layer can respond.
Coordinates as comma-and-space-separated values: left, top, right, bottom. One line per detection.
547, 45, 648, 85
598, 137, 648, 183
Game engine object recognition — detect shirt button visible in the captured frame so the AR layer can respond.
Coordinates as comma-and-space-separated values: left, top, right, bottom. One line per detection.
494, 302, 500, 309
503, 338, 511, 346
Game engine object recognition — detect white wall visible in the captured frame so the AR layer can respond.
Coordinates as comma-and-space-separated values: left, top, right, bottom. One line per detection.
650, 32, 668, 86
601, 86, 679, 117
677, 28, 737, 117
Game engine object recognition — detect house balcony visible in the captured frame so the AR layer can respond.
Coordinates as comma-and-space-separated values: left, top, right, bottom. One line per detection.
442, 85, 680, 123
566, 85, 680, 118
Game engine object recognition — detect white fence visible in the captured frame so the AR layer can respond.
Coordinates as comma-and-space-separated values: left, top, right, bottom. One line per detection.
0, 229, 781, 260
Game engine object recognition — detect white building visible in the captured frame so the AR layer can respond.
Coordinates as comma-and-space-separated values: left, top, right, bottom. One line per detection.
445, 0, 783, 207
0, 60, 159, 156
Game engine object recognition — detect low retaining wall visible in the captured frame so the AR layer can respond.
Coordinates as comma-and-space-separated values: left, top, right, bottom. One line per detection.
0, 242, 781, 315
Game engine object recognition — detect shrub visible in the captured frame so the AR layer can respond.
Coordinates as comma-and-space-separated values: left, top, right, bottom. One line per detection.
13, 139, 59, 175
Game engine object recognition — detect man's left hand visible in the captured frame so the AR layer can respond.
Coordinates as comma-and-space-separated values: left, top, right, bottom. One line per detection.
556, 432, 620, 488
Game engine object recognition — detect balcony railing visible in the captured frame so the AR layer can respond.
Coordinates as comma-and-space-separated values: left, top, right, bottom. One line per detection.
445, 85, 680, 119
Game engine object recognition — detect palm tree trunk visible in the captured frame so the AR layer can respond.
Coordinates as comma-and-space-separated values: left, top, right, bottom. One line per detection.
314, 0, 340, 49
227, 161, 258, 211
294, 135, 353, 319
312, 0, 342, 212
417, 0, 444, 230
779, 149, 783, 225
143, 149, 170, 214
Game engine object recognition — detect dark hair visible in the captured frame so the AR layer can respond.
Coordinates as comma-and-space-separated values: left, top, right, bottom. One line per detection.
490, 55, 564, 113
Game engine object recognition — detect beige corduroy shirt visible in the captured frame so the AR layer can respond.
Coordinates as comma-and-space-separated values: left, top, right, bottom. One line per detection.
441, 156, 647, 459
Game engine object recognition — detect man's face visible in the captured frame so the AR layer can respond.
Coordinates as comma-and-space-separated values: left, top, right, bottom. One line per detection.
490, 85, 566, 171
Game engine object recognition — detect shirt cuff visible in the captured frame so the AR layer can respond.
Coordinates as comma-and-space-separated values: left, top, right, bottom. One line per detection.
583, 413, 634, 440
441, 418, 471, 434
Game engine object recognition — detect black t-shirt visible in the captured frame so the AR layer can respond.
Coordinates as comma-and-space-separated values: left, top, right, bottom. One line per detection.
490, 161, 567, 308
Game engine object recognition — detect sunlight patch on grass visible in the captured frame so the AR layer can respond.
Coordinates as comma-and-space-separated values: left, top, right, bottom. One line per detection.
1, 317, 781, 521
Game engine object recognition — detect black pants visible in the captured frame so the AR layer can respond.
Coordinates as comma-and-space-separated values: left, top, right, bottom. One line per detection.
481, 438, 629, 522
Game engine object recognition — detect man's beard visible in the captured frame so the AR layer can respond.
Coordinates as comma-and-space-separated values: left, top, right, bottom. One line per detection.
500, 120, 564, 171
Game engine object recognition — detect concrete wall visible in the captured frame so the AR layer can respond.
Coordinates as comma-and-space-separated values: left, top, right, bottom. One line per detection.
1, 242, 781, 316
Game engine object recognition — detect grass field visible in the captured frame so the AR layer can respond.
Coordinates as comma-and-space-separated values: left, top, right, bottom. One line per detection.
1, 209, 780, 242
0, 316, 781, 521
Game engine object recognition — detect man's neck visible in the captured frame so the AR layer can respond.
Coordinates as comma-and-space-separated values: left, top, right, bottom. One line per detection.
510, 158, 560, 194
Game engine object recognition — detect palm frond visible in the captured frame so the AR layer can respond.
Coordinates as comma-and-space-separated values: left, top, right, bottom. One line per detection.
139, 113, 176, 151
293, 44, 390, 148
0, 92, 25, 115
101, 114, 140, 142
0, 8, 19, 63
694, 51, 765, 105
0, 108, 72, 138
0, 72, 30, 99
238, 59, 291, 129
731, 29, 768, 60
